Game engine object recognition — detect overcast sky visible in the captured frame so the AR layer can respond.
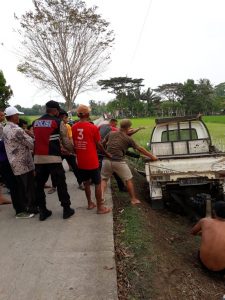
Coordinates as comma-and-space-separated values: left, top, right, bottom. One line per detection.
0, 0, 225, 108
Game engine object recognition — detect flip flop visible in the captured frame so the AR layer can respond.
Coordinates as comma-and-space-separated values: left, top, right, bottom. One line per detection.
87, 202, 96, 210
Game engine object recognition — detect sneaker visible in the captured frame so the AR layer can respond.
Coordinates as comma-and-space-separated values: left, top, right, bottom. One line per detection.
47, 187, 56, 194
39, 209, 52, 221
27, 207, 39, 214
63, 207, 75, 219
16, 212, 35, 219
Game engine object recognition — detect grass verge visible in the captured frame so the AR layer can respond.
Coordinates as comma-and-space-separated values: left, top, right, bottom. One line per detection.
112, 181, 157, 300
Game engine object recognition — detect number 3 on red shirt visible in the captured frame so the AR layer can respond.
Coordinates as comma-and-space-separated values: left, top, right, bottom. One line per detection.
77, 128, 84, 140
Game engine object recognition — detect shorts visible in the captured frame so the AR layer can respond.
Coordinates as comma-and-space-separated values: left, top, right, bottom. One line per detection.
78, 168, 101, 185
101, 159, 132, 181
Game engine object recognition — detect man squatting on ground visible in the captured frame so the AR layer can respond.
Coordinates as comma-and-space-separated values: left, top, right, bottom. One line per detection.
72, 104, 111, 214
33, 100, 75, 221
101, 119, 157, 205
191, 201, 225, 273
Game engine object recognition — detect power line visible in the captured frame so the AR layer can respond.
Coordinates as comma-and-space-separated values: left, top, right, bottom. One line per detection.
130, 0, 153, 65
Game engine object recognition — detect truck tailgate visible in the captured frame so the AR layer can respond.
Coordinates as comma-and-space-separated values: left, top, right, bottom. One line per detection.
145, 155, 225, 180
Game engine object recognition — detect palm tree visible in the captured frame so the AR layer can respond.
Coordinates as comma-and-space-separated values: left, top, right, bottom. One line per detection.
140, 88, 161, 116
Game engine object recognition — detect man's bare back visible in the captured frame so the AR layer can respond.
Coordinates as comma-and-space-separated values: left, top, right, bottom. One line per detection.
191, 217, 225, 271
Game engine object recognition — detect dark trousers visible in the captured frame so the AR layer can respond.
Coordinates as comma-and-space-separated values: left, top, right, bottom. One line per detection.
35, 163, 71, 209
113, 172, 126, 191
15, 171, 36, 213
0, 161, 24, 214
61, 155, 82, 185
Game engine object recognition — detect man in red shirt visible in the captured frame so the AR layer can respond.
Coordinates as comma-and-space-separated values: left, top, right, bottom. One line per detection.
72, 105, 111, 214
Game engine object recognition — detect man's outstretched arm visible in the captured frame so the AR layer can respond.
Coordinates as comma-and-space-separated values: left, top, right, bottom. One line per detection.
136, 145, 158, 161
128, 126, 145, 136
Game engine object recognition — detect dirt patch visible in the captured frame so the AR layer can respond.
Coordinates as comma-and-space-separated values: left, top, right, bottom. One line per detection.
112, 168, 225, 300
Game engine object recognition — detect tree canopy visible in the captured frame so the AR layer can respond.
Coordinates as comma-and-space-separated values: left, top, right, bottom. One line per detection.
0, 71, 13, 109
97, 77, 225, 117
16, 0, 114, 110
98, 77, 145, 117
97, 77, 144, 96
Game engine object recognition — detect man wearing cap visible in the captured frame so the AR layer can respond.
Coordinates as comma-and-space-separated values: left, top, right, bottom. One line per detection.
72, 104, 111, 214
58, 109, 83, 189
33, 100, 75, 221
3, 106, 35, 218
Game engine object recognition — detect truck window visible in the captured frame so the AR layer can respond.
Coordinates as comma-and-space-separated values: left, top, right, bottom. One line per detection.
162, 129, 198, 142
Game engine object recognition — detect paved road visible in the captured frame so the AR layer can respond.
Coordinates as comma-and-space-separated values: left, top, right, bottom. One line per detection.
0, 167, 118, 300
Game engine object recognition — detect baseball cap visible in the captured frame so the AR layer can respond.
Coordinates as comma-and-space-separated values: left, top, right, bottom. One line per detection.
59, 109, 68, 117
45, 100, 60, 110
4, 106, 24, 117
76, 104, 91, 115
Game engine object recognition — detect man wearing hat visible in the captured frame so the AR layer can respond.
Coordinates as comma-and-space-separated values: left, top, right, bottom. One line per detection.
33, 100, 75, 221
72, 104, 111, 214
3, 106, 35, 218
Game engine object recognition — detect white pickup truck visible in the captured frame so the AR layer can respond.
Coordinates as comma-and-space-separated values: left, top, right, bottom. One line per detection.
145, 116, 225, 217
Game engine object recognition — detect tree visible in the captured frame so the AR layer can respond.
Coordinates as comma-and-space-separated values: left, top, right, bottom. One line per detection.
196, 79, 214, 114
98, 77, 144, 96
214, 82, 225, 97
140, 88, 161, 116
180, 79, 215, 115
98, 77, 144, 117
154, 83, 183, 102
180, 79, 198, 114
160, 100, 182, 117
89, 99, 107, 116
213, 82, 225, 114
0, 70, 13, 109
16, 0, 114, 110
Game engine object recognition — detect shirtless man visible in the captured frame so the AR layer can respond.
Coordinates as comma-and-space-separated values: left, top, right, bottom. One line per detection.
191, 201, 225, 272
